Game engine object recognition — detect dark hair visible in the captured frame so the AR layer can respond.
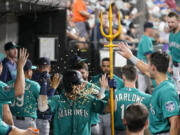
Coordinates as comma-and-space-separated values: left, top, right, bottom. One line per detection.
150, 51, 169, 73
168, 12, 179, 20
125, 103, 149, 132
122, 65, 137, 81
73, 62, 88, 71
63, 70, 83, 93
102, 58, 110, 63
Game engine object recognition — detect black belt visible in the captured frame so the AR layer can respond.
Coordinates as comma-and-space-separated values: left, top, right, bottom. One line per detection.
173, 61, 179, 67
16, 116, 25, 120
91, 124, 97, 127
16, 116, 35, 121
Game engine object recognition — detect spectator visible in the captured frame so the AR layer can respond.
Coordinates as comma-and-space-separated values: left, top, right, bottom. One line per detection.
73, 0, 91, 39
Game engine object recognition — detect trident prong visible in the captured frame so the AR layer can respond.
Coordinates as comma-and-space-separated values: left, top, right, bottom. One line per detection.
99, 2, 122, 135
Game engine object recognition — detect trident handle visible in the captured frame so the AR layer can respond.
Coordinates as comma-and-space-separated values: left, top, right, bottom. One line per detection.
99, 2, 121, 135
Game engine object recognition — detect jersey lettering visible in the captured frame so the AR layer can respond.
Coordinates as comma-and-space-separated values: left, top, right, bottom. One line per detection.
58, 108, 89, 118
116, 93, 145, 103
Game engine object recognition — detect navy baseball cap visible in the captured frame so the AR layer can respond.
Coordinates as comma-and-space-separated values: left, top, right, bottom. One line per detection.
24, 59, 36, 71
4, 42, 18, 51
69, 56, 86, 65
144, 22, 154, 29
38, 57, 51, 66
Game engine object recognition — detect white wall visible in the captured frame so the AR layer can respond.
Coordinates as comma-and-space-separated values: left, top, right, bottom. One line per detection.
0, 14, 18, 55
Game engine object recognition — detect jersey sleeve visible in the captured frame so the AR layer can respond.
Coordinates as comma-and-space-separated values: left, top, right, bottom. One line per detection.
32, 83, 40, 99
91, 97, 107, 114
0, 119, 12, 135
142, 39, 153, 55
0, 85, 15, 103
48, 95, 60, 113
143, 94, 152, 110
75, 0, 86, 12
161, 88, 180, 119
115, 76, 124, 90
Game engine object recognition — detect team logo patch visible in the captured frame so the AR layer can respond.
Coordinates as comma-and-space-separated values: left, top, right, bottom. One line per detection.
165, 101, 175, 112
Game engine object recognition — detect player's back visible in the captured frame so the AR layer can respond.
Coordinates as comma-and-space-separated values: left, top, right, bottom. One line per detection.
114, 87, 151, 130
8, 79, 40, 119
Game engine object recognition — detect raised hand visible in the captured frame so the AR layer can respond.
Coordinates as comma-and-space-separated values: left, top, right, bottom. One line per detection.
25, 127, 39, 135
99, 74, 109, 89
117, 42, 133, 59
50, 73, 61, 89
17, 48, 29, 69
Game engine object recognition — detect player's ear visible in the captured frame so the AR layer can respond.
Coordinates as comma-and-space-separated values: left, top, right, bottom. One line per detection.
136, 75, 138, 80
144, 119, 149, 129
123, 119, 127, 126
151, 64, 156, 72
122, 75, 126, 81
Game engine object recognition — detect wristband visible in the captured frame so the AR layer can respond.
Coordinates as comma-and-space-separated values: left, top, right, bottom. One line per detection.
129, 55, 140, 65
98, 87, 105, 99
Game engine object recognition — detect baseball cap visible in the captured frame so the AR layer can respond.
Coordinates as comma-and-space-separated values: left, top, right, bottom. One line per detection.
24, 59, 36, 71
4, 42, 18, 51
69, 56, 86, 67
144, 22, 154, 29
38, 57, 51, 66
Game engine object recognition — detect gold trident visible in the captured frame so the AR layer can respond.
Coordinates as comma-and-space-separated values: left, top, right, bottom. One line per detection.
100, 2, 121, 135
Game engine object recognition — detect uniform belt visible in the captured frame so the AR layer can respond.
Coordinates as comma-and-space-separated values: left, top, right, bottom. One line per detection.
91, 124, 97, 127
173, 61, 180, 67
15, 116, 35, 121
16, 116, 25, 120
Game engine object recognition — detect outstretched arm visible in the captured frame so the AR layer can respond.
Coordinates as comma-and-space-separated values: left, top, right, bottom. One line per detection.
14, 48, 29, 96
117, 42, 150, 77
9, 126, 39, 135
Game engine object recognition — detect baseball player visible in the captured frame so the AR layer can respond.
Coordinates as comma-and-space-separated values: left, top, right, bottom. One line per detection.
8, 59, 40, 129
38, 70, 116, 135
0, 48, 39, 135
168, 12, 180, 95
91, 57, 124, 135
124, 103, 149, 135
114, 65, 151, 135
136, 22, 154, 93
118, 42, 180, 135
32, 57, 60, 135
72, 61, 108, 135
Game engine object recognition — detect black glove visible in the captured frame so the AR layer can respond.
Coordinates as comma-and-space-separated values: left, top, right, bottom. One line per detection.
108, 78, 117, 90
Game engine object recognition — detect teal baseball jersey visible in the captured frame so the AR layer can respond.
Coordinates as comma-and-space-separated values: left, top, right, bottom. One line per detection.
0, 81, 11, 120
85, 82, 100, 125
0, 81, 15, 104
8, 79, 40, 119
48, 94, 107, 135
114, 87, 151, 130
91, 74, 124, 93
151, 73, 174, 88
169, 31, 180, 62
0, 119, 12, 135
149, 80, 180, 134
137, 35, 153, 63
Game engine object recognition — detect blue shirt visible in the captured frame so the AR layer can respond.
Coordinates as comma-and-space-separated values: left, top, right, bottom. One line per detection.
0, 58, 17, 83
